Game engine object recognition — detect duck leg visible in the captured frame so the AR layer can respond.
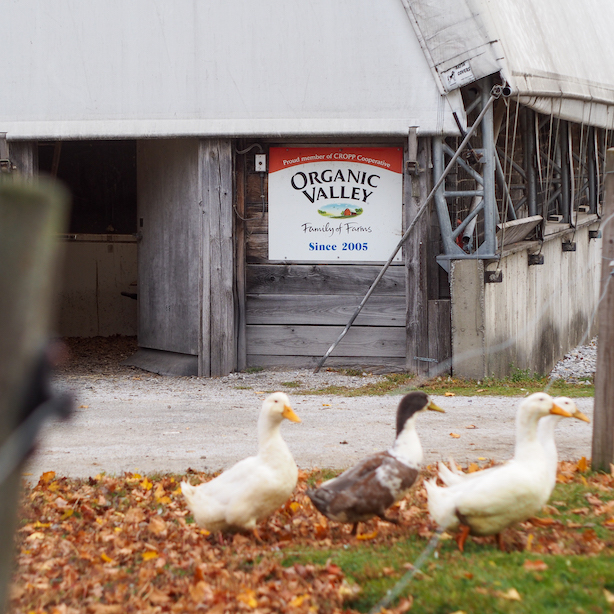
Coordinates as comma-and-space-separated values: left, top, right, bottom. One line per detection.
377, 514, 400, 526
455, 525, 471, 552
495, 532, 506, 552
350, 523, 359, 536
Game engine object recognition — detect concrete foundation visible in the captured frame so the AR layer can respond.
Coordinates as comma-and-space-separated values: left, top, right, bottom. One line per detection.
451, 219, 601, 378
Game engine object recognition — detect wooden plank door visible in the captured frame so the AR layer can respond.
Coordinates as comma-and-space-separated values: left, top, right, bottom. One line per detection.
136, 139, 202, 356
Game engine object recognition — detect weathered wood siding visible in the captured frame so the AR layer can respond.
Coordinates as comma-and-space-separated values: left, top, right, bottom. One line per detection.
200, 140, 236, 377
241, 148, 408, 371
137, 139, 201, 355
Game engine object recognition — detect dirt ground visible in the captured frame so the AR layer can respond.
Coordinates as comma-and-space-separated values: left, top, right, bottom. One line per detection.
24, 337, 594, 481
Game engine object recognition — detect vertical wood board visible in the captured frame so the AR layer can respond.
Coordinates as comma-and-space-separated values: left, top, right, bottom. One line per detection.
137, 139, 201, 355
405, 137, 430, 374
201, 139, 236, 376
428, 299, 451, 375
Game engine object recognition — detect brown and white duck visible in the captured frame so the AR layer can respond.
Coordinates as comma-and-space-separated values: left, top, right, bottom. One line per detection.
307, 391, 444, 534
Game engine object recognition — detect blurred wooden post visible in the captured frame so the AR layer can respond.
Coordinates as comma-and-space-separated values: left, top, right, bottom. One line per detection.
592, 148, 614, 471
0, 178, 69, 613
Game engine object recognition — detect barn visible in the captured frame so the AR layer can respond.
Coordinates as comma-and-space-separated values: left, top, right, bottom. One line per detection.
2, 0, 612, 377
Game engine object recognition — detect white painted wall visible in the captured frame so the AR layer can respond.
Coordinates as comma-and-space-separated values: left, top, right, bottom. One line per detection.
1, 0, 459, 139
483, 223, 601, 377
56, 236, 137, 337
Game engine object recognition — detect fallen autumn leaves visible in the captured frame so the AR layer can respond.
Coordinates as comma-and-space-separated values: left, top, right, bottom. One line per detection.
9, 460, 614, 614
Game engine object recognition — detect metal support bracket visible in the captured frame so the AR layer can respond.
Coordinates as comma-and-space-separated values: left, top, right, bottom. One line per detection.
562, 241, 577, 252
484, 269, 503, 283
528, 254, 545, 265
406, 127, 419, 175
589, 230, 602, 239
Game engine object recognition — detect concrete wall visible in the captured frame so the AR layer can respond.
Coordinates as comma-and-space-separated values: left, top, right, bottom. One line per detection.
56, 235, 137, 337
451, 221, 601, 378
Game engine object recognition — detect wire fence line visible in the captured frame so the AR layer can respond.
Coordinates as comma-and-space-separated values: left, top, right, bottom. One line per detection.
366, 211, 612, 613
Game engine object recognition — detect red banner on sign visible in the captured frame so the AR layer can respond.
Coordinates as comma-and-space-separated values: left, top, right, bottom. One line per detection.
269, 147, 403, 174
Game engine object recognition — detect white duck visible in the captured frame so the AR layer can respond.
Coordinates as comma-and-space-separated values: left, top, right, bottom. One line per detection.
181, 392, 301, 535
537, 396, 590, 490
307, 391, 444, 535
425, 392, 574, 551
437, 397, 590, 490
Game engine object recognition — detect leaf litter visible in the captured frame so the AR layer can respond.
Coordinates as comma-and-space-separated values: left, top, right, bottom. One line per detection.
9, 458, 614, 614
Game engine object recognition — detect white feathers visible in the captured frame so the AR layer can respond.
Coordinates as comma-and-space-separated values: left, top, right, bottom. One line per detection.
425, 393, 577, 537
180, 392, 300, 533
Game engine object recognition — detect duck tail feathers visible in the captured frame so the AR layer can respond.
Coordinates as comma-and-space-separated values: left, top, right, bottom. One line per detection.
448, 456, 463, 475
306, 487, 334, 516
180, 480, 196, 502
438, 461, 464, 487
423, 477, 438, 494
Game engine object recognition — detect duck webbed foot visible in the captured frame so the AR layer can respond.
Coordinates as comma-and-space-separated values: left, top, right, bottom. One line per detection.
455, 524, 471, 552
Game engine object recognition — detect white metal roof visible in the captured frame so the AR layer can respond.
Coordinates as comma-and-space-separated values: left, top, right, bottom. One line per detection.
4, 0, 612, 140
0, 0, 459, 139
405, 0, 614, 128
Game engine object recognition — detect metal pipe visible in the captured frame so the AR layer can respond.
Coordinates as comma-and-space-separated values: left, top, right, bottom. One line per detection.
522, 107, 538, 216
451, 197, 484, 240
479, 79, 497, 255
560, 120, 571, 223
588, 126, 598, 214
497, 146, 526, 179
443, 143, 484, 184
495, 151, 517, 221
461, 196, 483, 248
433, 138, 463, 256
443, 189, 484, 198
314, 89, 500, 373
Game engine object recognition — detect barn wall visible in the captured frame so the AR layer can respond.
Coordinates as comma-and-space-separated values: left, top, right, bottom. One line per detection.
241, 144, 411, 371
451, 219, 601, 378
56, 235, 137, 337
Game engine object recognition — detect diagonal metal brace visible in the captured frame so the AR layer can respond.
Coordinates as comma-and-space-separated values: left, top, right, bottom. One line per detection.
314, 86, 504, 373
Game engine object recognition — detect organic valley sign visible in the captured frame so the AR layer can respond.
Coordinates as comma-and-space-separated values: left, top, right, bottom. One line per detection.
268, 147, 403, 262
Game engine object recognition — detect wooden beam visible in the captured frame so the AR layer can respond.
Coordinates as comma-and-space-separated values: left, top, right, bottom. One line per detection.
405, 136, 430, 375
246, 264, 405, 295
235, 150, 247, 372
200, 140, 236, 376
591, 148, 614, 471
428, 299, 451, 375
247, 354, 406, 371
246, 294, 406, 326
0, 179, 69, 611
246, 325, 406, 357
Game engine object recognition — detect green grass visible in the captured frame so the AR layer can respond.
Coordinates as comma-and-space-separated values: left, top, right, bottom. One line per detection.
278, 474, 614, 613
282, 544, 614, 613
281, 380, 303, 388
245, 366, 264, 374
292, 371, 594, 398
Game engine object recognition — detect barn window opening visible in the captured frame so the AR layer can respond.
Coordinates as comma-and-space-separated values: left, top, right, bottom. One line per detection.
38, 140, 137, 234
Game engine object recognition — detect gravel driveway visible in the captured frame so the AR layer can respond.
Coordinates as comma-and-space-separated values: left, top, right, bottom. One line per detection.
23, 338, 594, 481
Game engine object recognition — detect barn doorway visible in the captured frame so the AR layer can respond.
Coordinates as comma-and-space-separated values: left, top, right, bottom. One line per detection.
39, 140, 139, 338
